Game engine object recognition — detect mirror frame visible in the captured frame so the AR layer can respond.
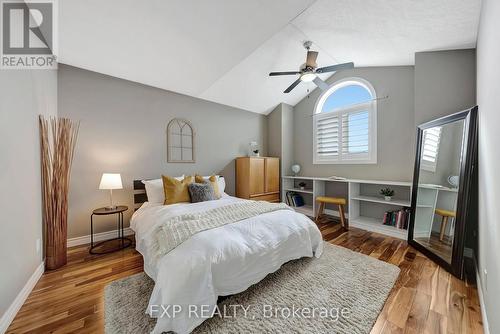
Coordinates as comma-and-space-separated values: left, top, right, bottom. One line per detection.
408, 106, 478, 278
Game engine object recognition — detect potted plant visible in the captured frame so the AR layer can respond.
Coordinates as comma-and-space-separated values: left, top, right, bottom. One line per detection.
380, 187, 395, 201
298, 182, 306, 190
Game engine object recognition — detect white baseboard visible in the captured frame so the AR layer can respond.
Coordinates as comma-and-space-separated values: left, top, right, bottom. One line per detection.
476, 268, 490, 334
0, 262, 44, 334
67, 228, 135, 247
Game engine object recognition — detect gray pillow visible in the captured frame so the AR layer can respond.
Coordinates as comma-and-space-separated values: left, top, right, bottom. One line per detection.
188, 181, 215, 203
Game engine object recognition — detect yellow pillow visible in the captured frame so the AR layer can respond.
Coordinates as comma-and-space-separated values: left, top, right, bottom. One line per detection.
162, 175, 194, 205
195, 174, 220, 199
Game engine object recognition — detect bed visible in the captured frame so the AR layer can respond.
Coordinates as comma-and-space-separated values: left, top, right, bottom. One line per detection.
130, 177, 323, 334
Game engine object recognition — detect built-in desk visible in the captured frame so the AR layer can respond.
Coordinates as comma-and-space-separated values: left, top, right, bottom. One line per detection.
282, 176, 413, 239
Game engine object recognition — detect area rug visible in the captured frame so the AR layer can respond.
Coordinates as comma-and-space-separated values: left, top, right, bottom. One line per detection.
105, 242, 400, 334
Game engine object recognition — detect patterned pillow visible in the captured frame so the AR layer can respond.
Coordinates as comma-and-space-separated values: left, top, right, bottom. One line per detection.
188, 181, 215, 203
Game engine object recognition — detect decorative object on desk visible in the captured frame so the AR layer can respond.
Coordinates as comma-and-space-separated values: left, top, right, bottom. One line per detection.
447, 175, 459, 188
298, 181, 306, 190
167, 118, 195, 163
380, 187, 395, 201
328, 175, 347, 180
291, 164, 301, 176
248, 141, 260, 157
100, 173, 123, 210
39, 116, 80, 270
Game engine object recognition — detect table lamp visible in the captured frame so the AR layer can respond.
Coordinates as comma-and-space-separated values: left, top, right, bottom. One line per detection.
99, 173, 122, 210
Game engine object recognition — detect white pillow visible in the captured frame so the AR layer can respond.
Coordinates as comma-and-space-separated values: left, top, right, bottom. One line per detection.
142, 175, 184, 203
217, 176, 226, 194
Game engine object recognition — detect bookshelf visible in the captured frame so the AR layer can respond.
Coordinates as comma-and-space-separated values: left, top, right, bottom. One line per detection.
282, 176, 412, 239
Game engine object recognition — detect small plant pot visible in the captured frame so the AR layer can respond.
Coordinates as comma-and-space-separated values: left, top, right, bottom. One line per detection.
300, 186, 305, 190
384, 196, 392, 201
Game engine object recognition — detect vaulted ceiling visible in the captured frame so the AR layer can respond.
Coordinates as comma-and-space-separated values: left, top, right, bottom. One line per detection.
59, 0, 481, 114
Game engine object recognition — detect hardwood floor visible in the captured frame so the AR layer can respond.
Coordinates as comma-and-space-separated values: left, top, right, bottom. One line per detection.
7, 220, 483, 333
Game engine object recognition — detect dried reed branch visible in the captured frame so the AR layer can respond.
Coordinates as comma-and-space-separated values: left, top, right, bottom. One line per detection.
39, 116, 79, 270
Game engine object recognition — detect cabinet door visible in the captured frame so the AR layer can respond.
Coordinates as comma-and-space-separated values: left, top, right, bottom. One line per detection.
265, 158, 280, 193
249, 158, 265, 195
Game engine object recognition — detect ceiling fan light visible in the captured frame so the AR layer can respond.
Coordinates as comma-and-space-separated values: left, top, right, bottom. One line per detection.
300, 73, 316, 82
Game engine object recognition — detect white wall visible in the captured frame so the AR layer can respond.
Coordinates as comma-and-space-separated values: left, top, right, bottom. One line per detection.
476, 0, 500, 332
0, 70, 57, 322
58, 64, 268, 238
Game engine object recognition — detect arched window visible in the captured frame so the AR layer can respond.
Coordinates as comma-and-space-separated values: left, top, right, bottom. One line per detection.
313, 78, 377, 164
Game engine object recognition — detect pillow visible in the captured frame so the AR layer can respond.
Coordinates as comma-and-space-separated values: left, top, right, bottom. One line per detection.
188, 182, 215, 203
217, 176, 226, 194
142, 175, 183, 203
162, 175, 194, 205
195, 175, 221, 199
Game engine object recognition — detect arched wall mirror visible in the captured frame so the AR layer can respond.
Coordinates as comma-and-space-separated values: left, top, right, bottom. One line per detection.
167, 118, 195, 163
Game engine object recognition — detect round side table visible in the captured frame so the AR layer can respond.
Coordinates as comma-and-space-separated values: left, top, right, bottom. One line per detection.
90, 205, 132, 254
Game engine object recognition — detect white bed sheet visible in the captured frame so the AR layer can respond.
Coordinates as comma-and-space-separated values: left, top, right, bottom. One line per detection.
130, 195, 323, 334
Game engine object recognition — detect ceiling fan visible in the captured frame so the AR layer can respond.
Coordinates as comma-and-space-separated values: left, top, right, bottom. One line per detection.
269, 41, 354, 93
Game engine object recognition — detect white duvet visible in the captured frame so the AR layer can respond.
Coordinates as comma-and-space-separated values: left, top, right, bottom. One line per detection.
130, 195, 323, 334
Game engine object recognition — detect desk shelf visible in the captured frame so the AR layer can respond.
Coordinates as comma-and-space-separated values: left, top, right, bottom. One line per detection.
351, 195, 410, 207
282, 176, 412, 239
284, 188, 314, 194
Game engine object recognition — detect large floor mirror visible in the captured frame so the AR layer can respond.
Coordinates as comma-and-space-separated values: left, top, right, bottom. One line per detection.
408, 107, 478, 278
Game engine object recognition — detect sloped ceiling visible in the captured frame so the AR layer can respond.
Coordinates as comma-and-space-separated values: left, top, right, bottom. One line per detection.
59, 0, 481, 114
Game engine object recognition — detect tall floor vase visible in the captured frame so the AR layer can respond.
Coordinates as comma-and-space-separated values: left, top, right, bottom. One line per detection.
39, 116, 79, 270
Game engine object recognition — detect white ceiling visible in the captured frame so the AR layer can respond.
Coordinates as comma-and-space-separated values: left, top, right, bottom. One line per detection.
59, 0, 481, 114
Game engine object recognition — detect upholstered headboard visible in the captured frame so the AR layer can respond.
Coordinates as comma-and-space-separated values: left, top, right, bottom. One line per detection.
133, 180, 148, 209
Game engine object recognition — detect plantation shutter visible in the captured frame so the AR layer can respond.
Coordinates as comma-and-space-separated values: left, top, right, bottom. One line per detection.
341, 110, 369, 157
316, 114, 340, 159
421, 127, 442, 172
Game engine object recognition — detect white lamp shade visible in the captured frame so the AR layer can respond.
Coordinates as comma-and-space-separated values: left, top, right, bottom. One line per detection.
99, 173, 123, 190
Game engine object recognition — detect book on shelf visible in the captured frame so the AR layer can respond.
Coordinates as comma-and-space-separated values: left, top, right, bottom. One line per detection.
285, 191, 305, 207
382, 207, 411, 230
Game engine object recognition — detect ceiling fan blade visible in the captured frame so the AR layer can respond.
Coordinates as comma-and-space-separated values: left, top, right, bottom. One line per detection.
284, 78, 302, 93
269, 71, 301, 76
306, 51, 319, 67
313, 77, 329, 91
316, 62, 354, 73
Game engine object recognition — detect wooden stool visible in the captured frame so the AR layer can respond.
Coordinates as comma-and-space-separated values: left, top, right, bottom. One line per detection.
315, 196, 348, 229
435, 208, 456, 242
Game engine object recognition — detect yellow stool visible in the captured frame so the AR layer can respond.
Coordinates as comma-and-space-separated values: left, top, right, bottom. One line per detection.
315, 196, 348, 229
435, 208, 456, 241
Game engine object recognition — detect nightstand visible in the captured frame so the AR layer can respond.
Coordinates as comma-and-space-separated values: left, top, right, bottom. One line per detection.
89, 205, 132, 254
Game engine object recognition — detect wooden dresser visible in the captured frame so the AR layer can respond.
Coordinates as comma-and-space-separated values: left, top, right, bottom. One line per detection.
235, 157, 280, 202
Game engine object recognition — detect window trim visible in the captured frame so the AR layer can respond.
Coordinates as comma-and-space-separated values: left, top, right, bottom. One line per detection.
313, 77, 377, 165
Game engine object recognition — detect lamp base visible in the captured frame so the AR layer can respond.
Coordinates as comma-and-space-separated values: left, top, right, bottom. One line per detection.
105, 205, 117, 210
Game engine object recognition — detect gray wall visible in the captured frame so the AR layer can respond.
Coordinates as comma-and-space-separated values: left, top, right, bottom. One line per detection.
58, 64, 267, 238
477, 0, 500, 332
281, 103, 294, 175
267, 103, 294, 175
414, 49, 476, 126
267, 104, 282, 159
0, 70, 57, 320
293, 66, 415, 181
